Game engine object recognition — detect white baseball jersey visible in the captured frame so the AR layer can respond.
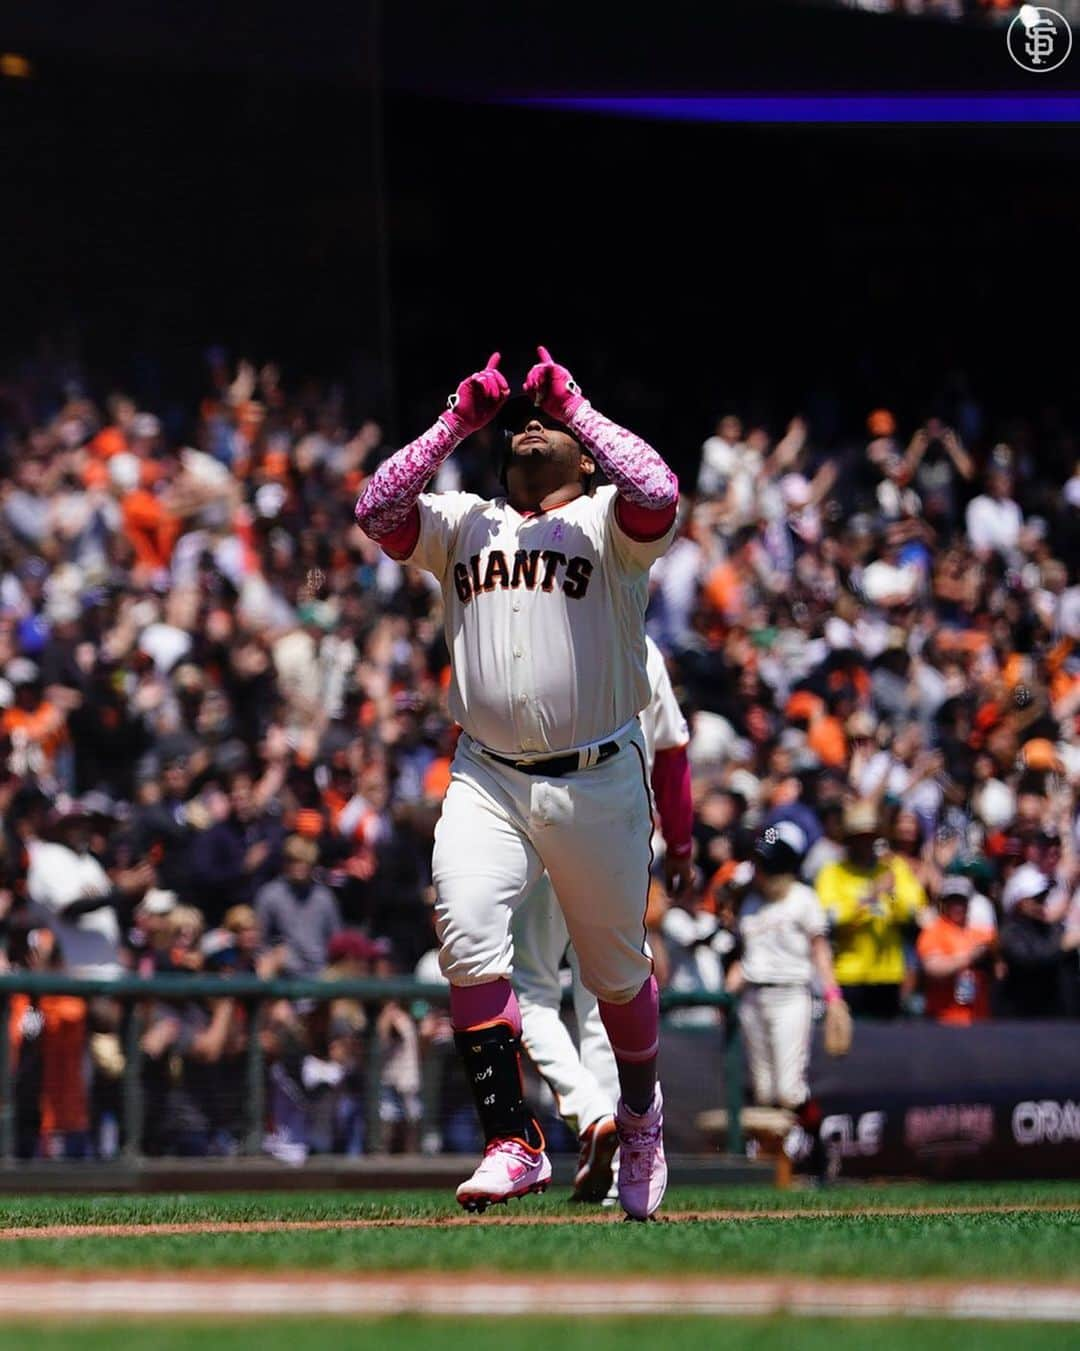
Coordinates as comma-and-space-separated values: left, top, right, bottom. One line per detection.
404, 486, 675, 756
738, 881, 826, 986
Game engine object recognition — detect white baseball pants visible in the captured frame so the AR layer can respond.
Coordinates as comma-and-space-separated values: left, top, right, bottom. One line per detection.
432, 731, 653, 1005
738, 984, 813, 1110
511, 872, 619, 1135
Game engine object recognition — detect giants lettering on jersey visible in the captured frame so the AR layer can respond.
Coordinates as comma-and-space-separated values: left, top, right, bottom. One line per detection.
453, 549, 594, 605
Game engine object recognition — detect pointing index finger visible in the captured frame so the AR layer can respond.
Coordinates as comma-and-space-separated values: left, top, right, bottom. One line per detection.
536, 345, 552, 364
485, 352, 502, 370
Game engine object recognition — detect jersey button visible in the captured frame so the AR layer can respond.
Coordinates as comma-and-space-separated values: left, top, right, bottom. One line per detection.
513, 647, 523, 658
512, 601, 521, 612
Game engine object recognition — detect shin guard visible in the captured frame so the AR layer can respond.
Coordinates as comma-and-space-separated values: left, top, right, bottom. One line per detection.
454, 1022, 544, 1150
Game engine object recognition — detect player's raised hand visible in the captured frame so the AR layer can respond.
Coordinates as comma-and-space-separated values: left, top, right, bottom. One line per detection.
441, 353, 510, 439
523, 345, 585, 424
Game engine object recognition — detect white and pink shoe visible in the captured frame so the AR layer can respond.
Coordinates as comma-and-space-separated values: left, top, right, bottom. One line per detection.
456, 1138, 553, 1214
615, 1086, 667, 1220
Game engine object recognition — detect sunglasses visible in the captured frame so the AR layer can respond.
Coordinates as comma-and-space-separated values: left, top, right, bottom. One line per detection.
505, 409, 571, 436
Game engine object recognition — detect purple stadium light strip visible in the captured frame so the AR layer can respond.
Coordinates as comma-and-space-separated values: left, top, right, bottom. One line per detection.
502, 95, 1080, 123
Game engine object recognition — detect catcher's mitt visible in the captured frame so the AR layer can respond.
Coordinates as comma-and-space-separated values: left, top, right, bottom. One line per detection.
823, 996, 853, 1057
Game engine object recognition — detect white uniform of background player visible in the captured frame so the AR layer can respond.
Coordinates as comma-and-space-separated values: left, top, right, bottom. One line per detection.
512, 636, 689, 1143
728, 822, 841, 1110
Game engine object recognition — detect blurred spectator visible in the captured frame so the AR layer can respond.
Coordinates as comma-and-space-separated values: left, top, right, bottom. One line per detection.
128, 747, 200, 901
802, 800, 845, 883
965, 452, 1022, 561
377, 995, 423, 1154
335, 760, 433, 970
264, 929, 377, 1160
815, 801, 928, 1019
660, 877, 738, 1028
996, 865, 1080, 1018
26, 797, 152, 978
222, 903, 268, 975
141, 945, 248, 1156
254, 834, 343, 978
190, 770, 285, 926
5, 921, 90, 1158
916, 878, 997, 1025
412, 945, 480, 1155
904, 420, 974, 535
2, 660, 68, 783
127, 888, 179, 974
697, 414, 747, 502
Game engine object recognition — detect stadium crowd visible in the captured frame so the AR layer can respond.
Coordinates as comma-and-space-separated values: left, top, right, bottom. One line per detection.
1, 349, 1079, 1159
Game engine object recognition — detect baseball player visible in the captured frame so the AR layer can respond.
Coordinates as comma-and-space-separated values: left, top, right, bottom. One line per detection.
354, 347, 678, 1218
512, 635, 693, 1203
725, 822, 851, 1166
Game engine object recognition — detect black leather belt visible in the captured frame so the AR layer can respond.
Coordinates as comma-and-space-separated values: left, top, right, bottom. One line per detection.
482, 740, 621, 777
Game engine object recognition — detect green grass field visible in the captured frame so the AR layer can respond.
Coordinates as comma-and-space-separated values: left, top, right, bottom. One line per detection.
0, 1182, 1078, 1348
2, 1318, 1080, 1351
2, 1320, 1079, 1351
0, 1182, 1078, 1280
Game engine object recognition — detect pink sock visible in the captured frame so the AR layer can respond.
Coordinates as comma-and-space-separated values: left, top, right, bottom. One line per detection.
599, 975, 659, 1063
450, 978, 522, 1035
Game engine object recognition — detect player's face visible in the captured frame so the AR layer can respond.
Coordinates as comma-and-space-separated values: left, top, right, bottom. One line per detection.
758, 870, 792, 902
509, 417, 593, 485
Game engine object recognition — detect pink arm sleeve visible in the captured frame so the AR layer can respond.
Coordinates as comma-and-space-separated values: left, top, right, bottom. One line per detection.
651, 744, 693, 859
353, 417, 460, 541
567, 401, 679, 512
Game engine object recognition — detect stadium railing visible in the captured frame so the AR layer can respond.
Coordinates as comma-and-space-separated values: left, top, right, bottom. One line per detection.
0, 973, 742, 1161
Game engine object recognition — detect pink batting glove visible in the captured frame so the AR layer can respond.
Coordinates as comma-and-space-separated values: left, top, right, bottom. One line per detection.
523, 345, 585, 424
440, 352, 510, 439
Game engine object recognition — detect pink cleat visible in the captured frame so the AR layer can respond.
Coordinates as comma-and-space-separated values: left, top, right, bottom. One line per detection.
456, 1138, 552, 1214
615, 1086, 667, 1220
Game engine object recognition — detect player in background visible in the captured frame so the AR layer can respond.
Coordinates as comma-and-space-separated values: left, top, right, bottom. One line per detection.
354, 348, 679, 1219
725, 822, 852, 1174
512, 635, 692, 1202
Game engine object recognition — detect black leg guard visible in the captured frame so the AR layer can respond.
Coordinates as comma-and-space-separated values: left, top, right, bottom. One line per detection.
454, 1023, 544, 1150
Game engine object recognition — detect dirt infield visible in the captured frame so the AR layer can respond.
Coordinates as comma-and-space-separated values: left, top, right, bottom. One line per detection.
0, 1271, 1078, 1320
0, 1200, 1075, 1241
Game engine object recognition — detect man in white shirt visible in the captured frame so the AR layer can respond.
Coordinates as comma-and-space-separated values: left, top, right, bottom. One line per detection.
697, 414, 745, 500
965, 462, 1022, 560
26, 800, 136, 978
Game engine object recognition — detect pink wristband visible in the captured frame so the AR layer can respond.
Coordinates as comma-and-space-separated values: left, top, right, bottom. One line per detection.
824, 986, 843, 1003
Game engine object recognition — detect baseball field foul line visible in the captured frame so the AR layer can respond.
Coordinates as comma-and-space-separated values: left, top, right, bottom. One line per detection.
1, 1274, 1079, 1320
